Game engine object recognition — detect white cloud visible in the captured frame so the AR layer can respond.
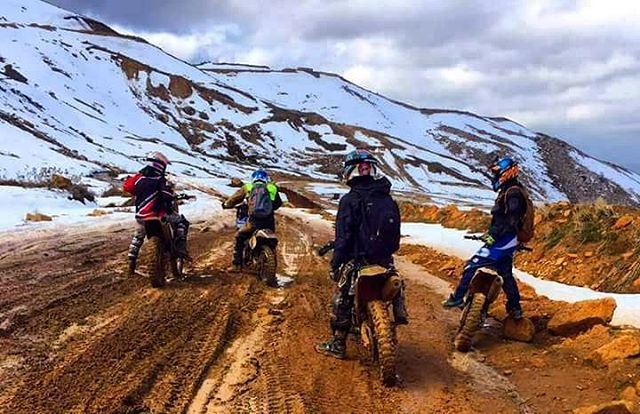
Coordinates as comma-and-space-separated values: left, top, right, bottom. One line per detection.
437, 65, 484, 88
112, 24, 239, 61
566, 104, 604, 121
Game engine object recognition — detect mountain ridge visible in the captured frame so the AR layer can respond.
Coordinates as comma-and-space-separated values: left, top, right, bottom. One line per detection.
1, 0, 639, 207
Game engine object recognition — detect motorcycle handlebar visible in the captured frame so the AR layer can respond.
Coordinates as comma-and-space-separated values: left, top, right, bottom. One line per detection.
220, 200, 247, 210
464, 235, 533, 252
464, 235, 482, 241
175, 193, 195, 201
318, 241, 335, 257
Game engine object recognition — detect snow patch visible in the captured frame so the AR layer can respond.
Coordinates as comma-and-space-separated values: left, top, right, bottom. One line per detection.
402, 222, 640, 328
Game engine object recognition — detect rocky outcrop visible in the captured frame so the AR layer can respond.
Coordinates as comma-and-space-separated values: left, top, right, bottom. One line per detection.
548, 298, 616, 336
25, 212, 52, 222
572, 400, 634, 414
503, 317, 536, 342
537, 134, 639, 206
587, 335, 640, 367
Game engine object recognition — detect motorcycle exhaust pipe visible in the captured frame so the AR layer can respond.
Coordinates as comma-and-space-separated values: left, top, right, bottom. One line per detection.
381, 275, 402, 302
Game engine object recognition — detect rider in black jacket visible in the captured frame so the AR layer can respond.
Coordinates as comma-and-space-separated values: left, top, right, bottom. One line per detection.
316, 149, 408, 360
330, 175, 395, 271
443, 156, 527, 319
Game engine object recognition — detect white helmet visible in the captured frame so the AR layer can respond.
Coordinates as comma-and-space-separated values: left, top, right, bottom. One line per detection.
145, 151, 170, 172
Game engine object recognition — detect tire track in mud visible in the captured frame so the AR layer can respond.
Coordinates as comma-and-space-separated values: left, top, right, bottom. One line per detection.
5, 278, 245, 413
0, 210, 534, 413
0, 218, 265, 414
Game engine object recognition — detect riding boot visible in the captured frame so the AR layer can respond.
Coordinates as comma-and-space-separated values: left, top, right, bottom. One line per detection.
392, 286, 409, 325
128, 257, 137, 276
174, 235, 188, 259
127, 230, 144, 276
232, 237, 244, 266
315, 330, 347, 359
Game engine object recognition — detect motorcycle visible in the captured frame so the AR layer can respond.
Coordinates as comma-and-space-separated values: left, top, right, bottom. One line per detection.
242, 227, 279, 287
145, 193, 193, 288
319, 241, 402, 386
454, 235, 532, 352
224, 202, 279, 287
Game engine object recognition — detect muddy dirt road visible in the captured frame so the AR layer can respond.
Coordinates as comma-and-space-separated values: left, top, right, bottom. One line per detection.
0, 210, 633, 413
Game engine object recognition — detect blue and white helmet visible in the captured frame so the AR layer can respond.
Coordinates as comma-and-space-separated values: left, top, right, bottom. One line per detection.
489, 156, 519, 191
251, 168, 269, 183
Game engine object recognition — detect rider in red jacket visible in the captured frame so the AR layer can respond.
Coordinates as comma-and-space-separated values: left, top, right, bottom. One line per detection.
123, 152, 189, 275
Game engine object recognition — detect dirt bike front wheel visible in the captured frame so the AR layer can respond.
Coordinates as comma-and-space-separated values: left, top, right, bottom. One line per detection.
454, 293, 485, 352
258, 245, 277, 287
149, 236, 167, 288
368, 300, 397, 386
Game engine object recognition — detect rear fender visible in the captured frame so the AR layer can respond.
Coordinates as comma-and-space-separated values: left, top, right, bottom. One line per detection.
144, 219, 164, 239
249, 229, 278, 250
354, 266, 391, 320
468, 268, 500, 297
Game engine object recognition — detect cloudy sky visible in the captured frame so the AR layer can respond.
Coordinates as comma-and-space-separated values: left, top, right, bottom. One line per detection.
50, 0, 640, 172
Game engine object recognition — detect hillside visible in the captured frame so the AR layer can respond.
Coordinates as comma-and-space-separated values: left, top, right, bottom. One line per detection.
1, 0, 640, 210
401, 200, 640, 293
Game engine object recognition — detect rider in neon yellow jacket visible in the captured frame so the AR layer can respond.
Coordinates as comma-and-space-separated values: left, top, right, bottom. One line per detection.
223, 169, 282, 269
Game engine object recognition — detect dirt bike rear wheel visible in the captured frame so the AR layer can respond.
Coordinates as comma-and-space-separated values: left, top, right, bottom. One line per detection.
258, 245, 277, 287
368, 300, 397, 386
149, 236, 167, 288
454, 293, 485, 352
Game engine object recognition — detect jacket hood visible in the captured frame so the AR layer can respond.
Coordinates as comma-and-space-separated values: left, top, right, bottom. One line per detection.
498, 177, 521, 193
348, 176, 392, 195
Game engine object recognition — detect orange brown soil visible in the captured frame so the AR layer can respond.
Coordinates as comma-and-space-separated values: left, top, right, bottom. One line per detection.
0, 210, 638, 413
398, 243, 640, 413
400, 200, 640, 293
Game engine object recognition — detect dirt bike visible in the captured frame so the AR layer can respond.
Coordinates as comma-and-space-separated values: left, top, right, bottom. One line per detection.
242, 227, 278, 287
145, 193, 193, 288
319, 241, 402, 386
223, 203, 279, 287
454, 235, 532, 352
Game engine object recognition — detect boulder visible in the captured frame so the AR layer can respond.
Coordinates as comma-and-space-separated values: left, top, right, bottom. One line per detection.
49, 173, 72, 189
612, 215, 633, 230
25, 212, 52, 222
573, 400, 634, 414
548, 298, 616, 337
503, 317, 535, 342
88, 209, 110, 217
621, 251, 634, 260
587, 335, 640, 367
619, 386, 638, 402
556, 325, 613, 359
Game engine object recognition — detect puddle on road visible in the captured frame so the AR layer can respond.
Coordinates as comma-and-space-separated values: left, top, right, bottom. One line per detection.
449, 352, 534, 414
275, 273, 294, 288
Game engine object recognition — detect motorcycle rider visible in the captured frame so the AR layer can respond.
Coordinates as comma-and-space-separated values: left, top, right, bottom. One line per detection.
316, 149, 408, 360
229, 177, 249, 230
442, 156, 526, 319
123, 151, 189, 275
222, 169, 282, 271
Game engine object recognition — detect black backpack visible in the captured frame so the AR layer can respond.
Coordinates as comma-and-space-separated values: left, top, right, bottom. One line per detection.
247, 183, 273, 219
357, 192, 401, 261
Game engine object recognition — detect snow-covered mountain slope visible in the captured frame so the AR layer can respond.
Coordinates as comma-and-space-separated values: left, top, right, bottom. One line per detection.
2, 0, 640, 207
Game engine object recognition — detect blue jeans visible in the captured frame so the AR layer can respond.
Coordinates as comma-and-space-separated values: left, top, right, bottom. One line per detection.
452, 235, 522, 312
